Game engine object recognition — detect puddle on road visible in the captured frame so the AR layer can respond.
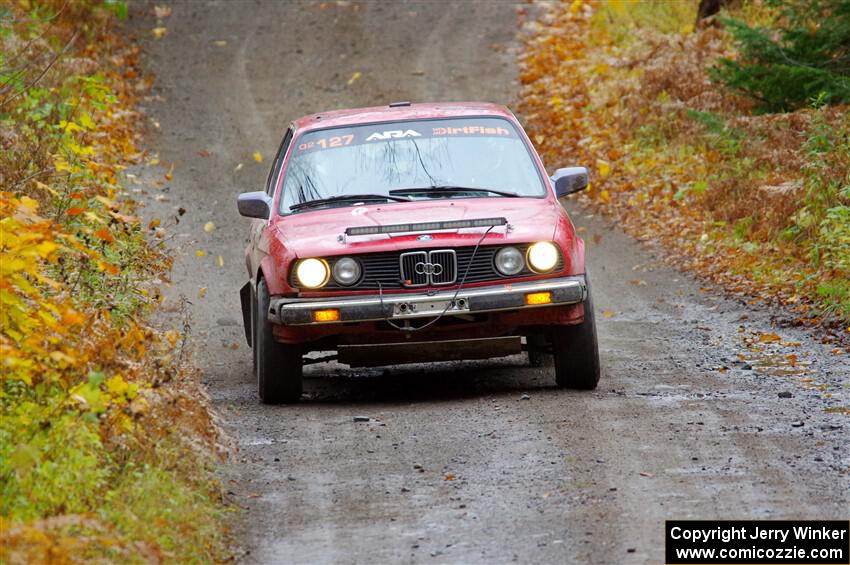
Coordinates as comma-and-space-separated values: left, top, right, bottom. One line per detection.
242, 437, 274, 446
665, 466, 747, 477
732, 331, 848, 414
744, 351, 812, 377
736, 330, 814, 378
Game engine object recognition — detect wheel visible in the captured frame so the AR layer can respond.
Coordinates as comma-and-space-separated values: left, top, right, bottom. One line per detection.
551, 274, 600, 389
254, 278, 303, 403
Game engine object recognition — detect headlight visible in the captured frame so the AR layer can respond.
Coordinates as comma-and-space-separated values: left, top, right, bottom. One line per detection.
332, 257, 361, 286
494, 247, 524, 276
296, 258, 329, 288
527, 242, 559, 273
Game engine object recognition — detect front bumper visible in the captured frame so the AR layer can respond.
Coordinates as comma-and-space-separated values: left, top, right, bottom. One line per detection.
268, 275, 587, 326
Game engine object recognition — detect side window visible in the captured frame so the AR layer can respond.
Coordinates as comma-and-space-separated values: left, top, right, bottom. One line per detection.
265, 128, 293, 196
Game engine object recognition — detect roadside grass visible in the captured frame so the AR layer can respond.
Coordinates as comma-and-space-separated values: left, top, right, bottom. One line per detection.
1, 1, 228, 562
590, 0, 698, 39
518, 0, 850, 331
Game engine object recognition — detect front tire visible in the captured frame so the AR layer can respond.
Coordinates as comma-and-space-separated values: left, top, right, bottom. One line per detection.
254, 278, 303, 403
552, 275, 600, 389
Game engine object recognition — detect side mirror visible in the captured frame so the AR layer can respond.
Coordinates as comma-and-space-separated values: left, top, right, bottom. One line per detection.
551, 167, 588, 198
237, 191, 272, 219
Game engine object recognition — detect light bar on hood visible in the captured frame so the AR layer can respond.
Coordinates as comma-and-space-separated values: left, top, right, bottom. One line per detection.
345, 217, 508, 237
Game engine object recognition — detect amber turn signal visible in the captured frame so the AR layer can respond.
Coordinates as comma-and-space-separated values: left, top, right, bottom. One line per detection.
312, 309, 340, 322
525, 291, 552, 305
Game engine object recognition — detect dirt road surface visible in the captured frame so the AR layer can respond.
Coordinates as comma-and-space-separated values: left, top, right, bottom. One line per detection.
129, 2, 848, 563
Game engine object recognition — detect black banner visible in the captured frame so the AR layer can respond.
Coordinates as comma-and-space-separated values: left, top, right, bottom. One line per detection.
666, 520, 849, 564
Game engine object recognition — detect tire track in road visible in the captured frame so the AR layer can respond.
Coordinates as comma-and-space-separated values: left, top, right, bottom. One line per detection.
231, 14, 278, 158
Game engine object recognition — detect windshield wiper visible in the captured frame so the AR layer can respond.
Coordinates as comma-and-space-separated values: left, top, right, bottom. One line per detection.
289, 193, 410, 211
388, 185, 520, 198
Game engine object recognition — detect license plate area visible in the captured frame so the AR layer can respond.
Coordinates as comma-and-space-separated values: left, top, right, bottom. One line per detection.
391, 296, 470, 318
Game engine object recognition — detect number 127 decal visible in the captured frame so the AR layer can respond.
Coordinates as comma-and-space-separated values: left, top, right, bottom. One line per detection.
298, 134, 353, 152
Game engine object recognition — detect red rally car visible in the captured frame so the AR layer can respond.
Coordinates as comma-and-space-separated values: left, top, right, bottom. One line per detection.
237, 102, 599, 403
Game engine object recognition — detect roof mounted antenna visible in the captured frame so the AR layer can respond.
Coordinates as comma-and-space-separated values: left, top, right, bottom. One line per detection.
389, 101, 411, 108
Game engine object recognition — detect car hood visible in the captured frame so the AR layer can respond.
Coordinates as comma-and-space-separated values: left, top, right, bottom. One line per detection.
272, 197, 563, 257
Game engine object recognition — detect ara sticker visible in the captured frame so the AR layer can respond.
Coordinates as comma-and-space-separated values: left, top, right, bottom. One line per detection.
365, 129, 422, 141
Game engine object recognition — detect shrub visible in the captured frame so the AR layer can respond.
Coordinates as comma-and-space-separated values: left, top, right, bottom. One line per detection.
1, 2, 226, 561
712, 0, 850, 112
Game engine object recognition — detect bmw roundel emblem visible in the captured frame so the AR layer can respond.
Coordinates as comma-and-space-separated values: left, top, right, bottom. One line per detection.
417, 234, 433, 241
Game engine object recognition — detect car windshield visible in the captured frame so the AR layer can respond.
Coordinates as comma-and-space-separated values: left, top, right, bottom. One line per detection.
278, 117, 545, 214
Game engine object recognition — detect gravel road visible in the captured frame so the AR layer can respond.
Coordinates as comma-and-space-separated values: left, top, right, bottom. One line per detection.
129, 2, 848, 563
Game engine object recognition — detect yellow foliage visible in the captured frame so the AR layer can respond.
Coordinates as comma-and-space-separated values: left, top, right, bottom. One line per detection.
105, 375, 129, 397
592, 0, 698, 39
596, 159, 611, 178
53, 158, 75, 173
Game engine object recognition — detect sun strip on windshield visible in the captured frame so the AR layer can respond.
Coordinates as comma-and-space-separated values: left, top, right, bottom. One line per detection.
294, 120, 516, 155
345, 217, 508, 236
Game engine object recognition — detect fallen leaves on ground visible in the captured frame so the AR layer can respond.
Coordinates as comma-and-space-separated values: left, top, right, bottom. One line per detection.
517, 0, 850, 334
154, 5, 172, 19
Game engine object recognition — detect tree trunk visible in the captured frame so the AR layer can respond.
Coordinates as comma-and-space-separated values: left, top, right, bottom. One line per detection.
697, 0, 727, 22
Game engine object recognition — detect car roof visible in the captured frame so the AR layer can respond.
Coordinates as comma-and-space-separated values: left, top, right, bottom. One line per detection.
291, 102, 517, 133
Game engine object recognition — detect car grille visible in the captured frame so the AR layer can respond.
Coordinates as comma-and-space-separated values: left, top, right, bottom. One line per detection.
399, 249, 457, 287
289, 244, 564, 290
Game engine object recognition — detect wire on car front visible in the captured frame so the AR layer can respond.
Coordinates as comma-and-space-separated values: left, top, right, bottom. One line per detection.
377, 225, 496, 332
